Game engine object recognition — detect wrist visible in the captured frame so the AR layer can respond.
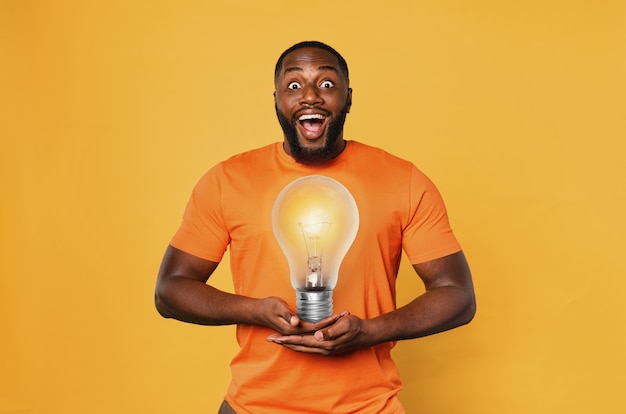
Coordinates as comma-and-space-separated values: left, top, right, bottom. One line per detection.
360, 316, 393, 347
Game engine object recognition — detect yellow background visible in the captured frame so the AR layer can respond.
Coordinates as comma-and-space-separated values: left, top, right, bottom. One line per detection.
1, 1, 625, 413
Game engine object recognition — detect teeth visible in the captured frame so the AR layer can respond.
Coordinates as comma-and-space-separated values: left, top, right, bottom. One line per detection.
298, 114, 326, 121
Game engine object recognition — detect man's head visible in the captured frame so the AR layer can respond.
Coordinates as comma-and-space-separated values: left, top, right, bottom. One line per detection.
274, 41, 352, 165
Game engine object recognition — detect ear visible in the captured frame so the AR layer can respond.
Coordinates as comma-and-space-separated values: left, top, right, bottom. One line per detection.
273, 90, 277, 105
346, 88, 353, 113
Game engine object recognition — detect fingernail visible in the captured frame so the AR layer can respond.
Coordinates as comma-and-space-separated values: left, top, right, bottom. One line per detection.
314, 331, 324, 341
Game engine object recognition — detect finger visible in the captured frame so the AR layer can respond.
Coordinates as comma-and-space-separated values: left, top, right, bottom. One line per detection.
314, 313, 353, 341
268, 335, 330, 352
303, 310, 349, 330
323, 310, 349, 323
266, 334, 290, 343
274, 311, 298, 329
314, 326, 337, 341
268, 334, 310, 345
278, 343, 330, 355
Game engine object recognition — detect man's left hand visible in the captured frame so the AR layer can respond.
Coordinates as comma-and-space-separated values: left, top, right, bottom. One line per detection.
266, 311, 369, 356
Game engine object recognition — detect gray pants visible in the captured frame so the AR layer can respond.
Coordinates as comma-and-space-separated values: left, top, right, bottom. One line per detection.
218, 401, 236, 414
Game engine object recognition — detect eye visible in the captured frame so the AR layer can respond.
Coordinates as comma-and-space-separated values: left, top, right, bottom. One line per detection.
287, 81, 301, 90
320, 80, 334, 88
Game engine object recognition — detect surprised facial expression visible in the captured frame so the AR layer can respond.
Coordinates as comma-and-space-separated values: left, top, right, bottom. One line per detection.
274, 47, 352, 165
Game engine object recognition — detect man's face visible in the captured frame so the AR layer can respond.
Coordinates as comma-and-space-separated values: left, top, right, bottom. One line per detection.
274, 47, 352, 165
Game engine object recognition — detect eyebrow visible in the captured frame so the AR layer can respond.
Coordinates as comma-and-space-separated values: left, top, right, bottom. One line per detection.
283, 65, 339, 75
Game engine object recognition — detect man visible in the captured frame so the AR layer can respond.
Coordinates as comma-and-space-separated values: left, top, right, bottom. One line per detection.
155, 41, 476, 414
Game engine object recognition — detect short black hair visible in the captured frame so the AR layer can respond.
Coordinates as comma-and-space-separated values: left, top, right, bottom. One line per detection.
274, 41, 349, 82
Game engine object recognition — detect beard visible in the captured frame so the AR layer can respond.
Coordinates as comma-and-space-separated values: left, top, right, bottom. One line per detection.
275, 104, 349, 165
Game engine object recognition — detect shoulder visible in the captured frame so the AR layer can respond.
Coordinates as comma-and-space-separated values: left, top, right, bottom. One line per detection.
348, 141, 413, 165
346, 140, 418, 176
221, 142, 278, 166
194, 143, 280, 192
342, 141, 438, 196
199, 143, 278, 179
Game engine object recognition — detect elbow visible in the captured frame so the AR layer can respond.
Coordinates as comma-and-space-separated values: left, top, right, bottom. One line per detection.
459, 293, 477, 326
154, 285, 174, 319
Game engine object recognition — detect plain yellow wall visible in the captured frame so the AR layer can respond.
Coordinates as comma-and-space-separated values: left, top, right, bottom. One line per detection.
1, 1, 625, 413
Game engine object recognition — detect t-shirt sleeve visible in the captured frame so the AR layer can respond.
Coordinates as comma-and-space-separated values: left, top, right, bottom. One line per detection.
170, 165, 230, 262
402, 165, 462, 264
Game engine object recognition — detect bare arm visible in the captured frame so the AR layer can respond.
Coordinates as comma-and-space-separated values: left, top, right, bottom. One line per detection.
155, 245, 343, 333
267, 251, 476, 354
366, 250, 476, 342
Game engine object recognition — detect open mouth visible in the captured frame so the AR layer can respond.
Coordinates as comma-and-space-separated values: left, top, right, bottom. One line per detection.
298, 113, 328, 139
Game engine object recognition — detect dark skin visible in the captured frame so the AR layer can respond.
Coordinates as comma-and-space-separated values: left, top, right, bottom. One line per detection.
155, 47, 476, 356
274, 47, 352, 164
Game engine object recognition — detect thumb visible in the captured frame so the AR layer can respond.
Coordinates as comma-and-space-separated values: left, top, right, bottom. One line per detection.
288, 314, 300, 326
280, 312, 299, 327
314, 329, 326, 341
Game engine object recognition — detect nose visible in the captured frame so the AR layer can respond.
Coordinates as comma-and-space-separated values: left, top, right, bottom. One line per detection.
299, 83, 323, 106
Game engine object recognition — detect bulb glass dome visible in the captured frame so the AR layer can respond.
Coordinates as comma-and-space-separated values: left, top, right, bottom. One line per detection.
272, 175, 359, 322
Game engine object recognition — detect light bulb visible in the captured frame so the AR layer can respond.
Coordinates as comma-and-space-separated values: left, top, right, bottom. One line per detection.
272, 175, 359, 322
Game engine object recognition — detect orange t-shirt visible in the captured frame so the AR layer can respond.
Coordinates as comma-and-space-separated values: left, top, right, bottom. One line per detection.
170, 141, 461, 414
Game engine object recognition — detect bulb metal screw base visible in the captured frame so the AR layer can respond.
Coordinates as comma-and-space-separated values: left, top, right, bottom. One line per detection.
296, 289, 333, 323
